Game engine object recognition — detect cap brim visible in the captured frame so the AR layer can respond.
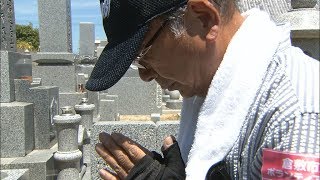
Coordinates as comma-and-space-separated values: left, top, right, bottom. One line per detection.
86, 25, 148, 91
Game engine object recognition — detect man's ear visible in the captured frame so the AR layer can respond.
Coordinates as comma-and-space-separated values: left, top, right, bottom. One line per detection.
188, 0, 220, 42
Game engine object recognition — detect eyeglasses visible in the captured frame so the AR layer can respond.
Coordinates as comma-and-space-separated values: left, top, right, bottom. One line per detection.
132, 18, 170, 69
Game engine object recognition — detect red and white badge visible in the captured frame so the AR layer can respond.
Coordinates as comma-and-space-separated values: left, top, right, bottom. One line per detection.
262, 149, 319, 180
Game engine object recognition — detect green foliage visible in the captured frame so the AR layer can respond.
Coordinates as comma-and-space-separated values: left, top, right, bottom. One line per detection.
16, 23, 39, 51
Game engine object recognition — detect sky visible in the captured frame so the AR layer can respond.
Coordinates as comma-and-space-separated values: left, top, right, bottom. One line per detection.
14, 0, 107, 53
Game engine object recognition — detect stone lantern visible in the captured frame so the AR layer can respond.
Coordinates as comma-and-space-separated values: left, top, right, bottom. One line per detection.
53, 106, 82, 180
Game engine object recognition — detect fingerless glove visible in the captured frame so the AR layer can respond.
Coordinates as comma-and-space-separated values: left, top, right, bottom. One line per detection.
126, 142, 186, 180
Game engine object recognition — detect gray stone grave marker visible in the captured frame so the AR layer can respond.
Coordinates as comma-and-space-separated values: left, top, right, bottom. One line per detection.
108, 77, 162, 115
33, 0, 74, 63
0, 0, 17, 51
1, 51, 30, 102
0, 0, 32, 103
96, 39, 108, 57
79, 22, 95, 57
32, 65, 76, 92
15, 79, 59, 149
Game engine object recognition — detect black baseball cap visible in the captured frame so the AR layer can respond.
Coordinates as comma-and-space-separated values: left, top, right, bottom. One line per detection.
85, 0, 187, 91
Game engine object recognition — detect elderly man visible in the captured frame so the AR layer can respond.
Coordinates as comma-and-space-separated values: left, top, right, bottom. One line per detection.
86, 0, 319, 179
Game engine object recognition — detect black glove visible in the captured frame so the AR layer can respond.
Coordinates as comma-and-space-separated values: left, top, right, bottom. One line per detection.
125, 141, 186, 180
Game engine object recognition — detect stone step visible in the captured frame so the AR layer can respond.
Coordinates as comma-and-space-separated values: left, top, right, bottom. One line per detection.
1, 148, 57, 180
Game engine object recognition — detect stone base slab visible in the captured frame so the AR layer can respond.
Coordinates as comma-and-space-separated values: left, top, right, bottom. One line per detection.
0, 169, 29, 180
1, 148, 57, 180
32, 53, 74, 64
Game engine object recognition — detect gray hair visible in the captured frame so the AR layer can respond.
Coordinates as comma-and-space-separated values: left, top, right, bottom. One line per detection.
167, 0, 238, 38
167, 5, 187, 38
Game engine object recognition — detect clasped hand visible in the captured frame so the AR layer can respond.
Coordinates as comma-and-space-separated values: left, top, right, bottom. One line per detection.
95, 132, 186, 180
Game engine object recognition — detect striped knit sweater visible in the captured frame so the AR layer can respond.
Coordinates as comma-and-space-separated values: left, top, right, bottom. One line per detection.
178, 9, 319, 180
225, 31, 319, 179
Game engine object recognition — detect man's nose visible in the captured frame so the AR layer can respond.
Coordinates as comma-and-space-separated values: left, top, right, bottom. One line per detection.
139, 68, 158, 82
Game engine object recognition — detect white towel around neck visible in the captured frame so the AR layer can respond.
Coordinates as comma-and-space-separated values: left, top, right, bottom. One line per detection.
178, 9, 282, 180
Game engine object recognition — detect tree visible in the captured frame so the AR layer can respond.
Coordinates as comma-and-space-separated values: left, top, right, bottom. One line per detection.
16, 23, 39, 52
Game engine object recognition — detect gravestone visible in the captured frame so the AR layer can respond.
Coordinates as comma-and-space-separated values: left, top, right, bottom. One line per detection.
33, 0, 74, 63
79, 22, 95, 57
275, 0, 320, 60
0, 0, 16, 52
1, 1, 57, 179
108, 77, 162, 115
32, 0, 77, 96
33, 65, 76, 93
15, 79, 59, 149
75, 22, 96, 77
0, 0, 32, 103
99, 94, 118, 121
96, 39, 108, 57
1, 51, 31, 102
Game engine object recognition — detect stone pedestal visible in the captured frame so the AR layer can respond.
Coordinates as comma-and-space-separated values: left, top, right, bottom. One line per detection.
0, 149, 56, 180
0, 102, 34, 158
74, 98, 95, 131
0, 169, 29, 180
32, 53, 75, 64
32, 65, 76, 93
53, 106, 82, 180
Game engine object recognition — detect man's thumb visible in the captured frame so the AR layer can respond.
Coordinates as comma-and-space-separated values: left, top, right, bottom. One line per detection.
161, 135, 175, 151
161, 136, 186, 173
